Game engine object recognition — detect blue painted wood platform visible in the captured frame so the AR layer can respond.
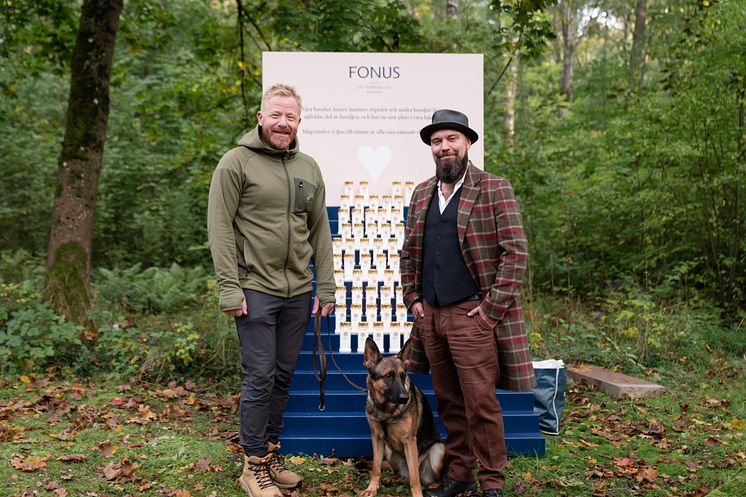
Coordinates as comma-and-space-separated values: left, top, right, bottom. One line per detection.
279, 206, 545, 457
282, 319, 545, 457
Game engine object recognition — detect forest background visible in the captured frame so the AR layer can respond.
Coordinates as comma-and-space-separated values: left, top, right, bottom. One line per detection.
0, 1, 744, 497
1, 0, 743, 375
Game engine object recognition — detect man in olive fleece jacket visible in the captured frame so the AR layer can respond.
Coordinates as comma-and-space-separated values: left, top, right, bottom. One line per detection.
207, 84, 335, 497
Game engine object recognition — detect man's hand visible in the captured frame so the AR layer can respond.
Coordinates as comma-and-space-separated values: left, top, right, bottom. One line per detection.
468, 305, 497, 328
312, 296, 335, 317
411, 301, 425, 320
224, 299, 248, 318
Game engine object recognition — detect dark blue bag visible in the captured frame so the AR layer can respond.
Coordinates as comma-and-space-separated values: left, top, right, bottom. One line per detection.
532, 360, 567, 435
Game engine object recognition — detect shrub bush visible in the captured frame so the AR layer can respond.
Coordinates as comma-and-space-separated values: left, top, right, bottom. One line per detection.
0, 299, 84, 373
1, 274, 86, 374
526, 284, 725, 375
94, 263, 212, 313
89, 270, 238, 381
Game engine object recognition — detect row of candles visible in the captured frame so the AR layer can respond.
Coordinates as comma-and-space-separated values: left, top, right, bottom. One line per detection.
336, 321, 412, 354
336, 284, 407, 319
333, 253, 400, 283
332, 180, 416, 354
341, 180, 416, 209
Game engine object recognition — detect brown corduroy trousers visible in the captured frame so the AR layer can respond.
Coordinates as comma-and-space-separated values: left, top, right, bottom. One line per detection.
418, 299, 506, 491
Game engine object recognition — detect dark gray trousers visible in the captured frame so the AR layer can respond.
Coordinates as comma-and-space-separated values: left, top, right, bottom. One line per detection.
235, 289, 311, 457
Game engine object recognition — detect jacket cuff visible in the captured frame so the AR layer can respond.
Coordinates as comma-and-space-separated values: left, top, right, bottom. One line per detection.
403, 293, 421, 310
219, 287, 245, 312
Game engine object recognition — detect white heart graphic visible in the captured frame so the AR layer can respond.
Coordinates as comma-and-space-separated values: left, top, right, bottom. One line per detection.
357, 145, 392, 182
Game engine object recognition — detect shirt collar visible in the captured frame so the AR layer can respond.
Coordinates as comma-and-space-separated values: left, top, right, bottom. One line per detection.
437, 168, 468, 197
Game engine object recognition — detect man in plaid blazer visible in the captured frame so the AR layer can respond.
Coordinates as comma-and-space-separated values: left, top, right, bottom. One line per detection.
400, 109, 535, 497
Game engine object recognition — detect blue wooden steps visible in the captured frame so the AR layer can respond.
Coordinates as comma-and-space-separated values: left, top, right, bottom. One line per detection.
279, 205, 545, 457
282, 326, 545, 457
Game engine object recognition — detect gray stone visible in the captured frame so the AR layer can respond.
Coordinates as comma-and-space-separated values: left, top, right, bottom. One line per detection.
568, 364, 665, 399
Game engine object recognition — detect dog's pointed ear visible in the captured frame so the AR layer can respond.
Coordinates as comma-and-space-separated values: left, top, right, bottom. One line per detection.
398, 337, 414, 367
363, 337, 381, 370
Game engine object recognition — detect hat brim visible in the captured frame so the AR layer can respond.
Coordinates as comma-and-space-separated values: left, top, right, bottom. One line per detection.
420, 122, 479, 145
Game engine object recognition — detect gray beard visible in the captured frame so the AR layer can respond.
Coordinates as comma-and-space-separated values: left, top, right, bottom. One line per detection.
435, 153, 469, 184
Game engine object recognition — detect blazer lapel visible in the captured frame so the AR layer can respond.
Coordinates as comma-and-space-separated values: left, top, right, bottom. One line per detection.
457, 163, 480, 245
415, 177, 438, 236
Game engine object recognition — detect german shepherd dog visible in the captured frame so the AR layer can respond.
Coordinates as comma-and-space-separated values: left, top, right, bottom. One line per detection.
361, 337, 446, 497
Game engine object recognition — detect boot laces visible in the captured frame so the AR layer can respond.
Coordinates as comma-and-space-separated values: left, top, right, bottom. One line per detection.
249, 460, 274, 489
267, 451, 286, 478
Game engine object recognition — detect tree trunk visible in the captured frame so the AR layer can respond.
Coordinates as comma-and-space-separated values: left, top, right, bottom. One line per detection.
505, 53, 519, 149
47, 0, 123, 327
629, 0, 648, 81
447, 0, 459, 20
559, 0, 574, 98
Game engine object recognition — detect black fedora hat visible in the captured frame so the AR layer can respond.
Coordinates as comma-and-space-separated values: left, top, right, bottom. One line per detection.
420, 109, 479, 145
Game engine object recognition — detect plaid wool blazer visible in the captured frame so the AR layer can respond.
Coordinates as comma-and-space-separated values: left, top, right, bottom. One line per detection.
400, 163, 535, 392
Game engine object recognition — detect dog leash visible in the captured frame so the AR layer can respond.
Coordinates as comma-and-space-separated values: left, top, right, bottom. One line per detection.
312, 311, 327, 410
326, 321, 368, 392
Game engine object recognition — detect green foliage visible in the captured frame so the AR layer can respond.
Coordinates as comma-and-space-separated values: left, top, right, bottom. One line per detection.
0, 0, 79, 72
499, 0, 745, 313
490, 0, 556, 58
527, 286, 725, 374
0, 69, 68, 255
0, 250, 45, 286
0, 276, 88, 373
93, 321, 150, 377
93, 0, 240, 268
89, 265, 237, 381
269, 0, 423, 52
0, 0, 743, 337
94, 320, 204, 380
148, 322, 203, 371
0, 301, 83, 374
94, 263, 212, 313
0, 279, 41, 323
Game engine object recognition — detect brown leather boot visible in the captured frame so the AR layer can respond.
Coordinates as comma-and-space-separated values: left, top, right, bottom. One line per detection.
266, 442, 303, 489
239, 454, 282, 497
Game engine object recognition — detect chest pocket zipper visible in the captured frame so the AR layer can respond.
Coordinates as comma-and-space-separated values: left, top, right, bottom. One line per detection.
293, 178, 317, 212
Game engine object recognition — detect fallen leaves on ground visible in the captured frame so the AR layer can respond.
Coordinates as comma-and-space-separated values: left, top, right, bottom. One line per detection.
1, 375, 743, 497
11, 453, 48, 471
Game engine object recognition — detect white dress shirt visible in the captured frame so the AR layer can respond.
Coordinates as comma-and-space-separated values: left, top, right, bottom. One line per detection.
437, 171, 467, 214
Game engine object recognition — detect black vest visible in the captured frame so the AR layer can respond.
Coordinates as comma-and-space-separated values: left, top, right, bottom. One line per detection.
422, 188, 480, 307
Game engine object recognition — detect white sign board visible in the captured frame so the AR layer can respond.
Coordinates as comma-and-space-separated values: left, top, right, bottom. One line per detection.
262, 52, 483, 205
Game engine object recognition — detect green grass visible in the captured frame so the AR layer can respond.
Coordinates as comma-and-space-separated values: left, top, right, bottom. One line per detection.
1, 290, 743, 496
1, 355, 743, 497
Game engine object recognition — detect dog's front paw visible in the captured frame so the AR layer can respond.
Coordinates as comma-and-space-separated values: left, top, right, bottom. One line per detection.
360, 483, 379, 497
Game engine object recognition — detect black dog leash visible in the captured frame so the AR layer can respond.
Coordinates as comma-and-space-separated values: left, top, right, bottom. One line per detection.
312, 311, 327, 410
327, 322, 368, 392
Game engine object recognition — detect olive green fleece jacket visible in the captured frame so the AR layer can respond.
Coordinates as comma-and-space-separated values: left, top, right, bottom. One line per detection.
207, 127, 335, 312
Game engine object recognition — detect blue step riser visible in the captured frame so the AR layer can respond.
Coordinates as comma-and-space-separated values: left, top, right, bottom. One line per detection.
284, 391, 535, 413
287, 380, 536, 409
279, 436, 544, 458
286, 392, 367, 411
289, 377, 536, 412
291, 372, 369, 391
281, 413, 539, 436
